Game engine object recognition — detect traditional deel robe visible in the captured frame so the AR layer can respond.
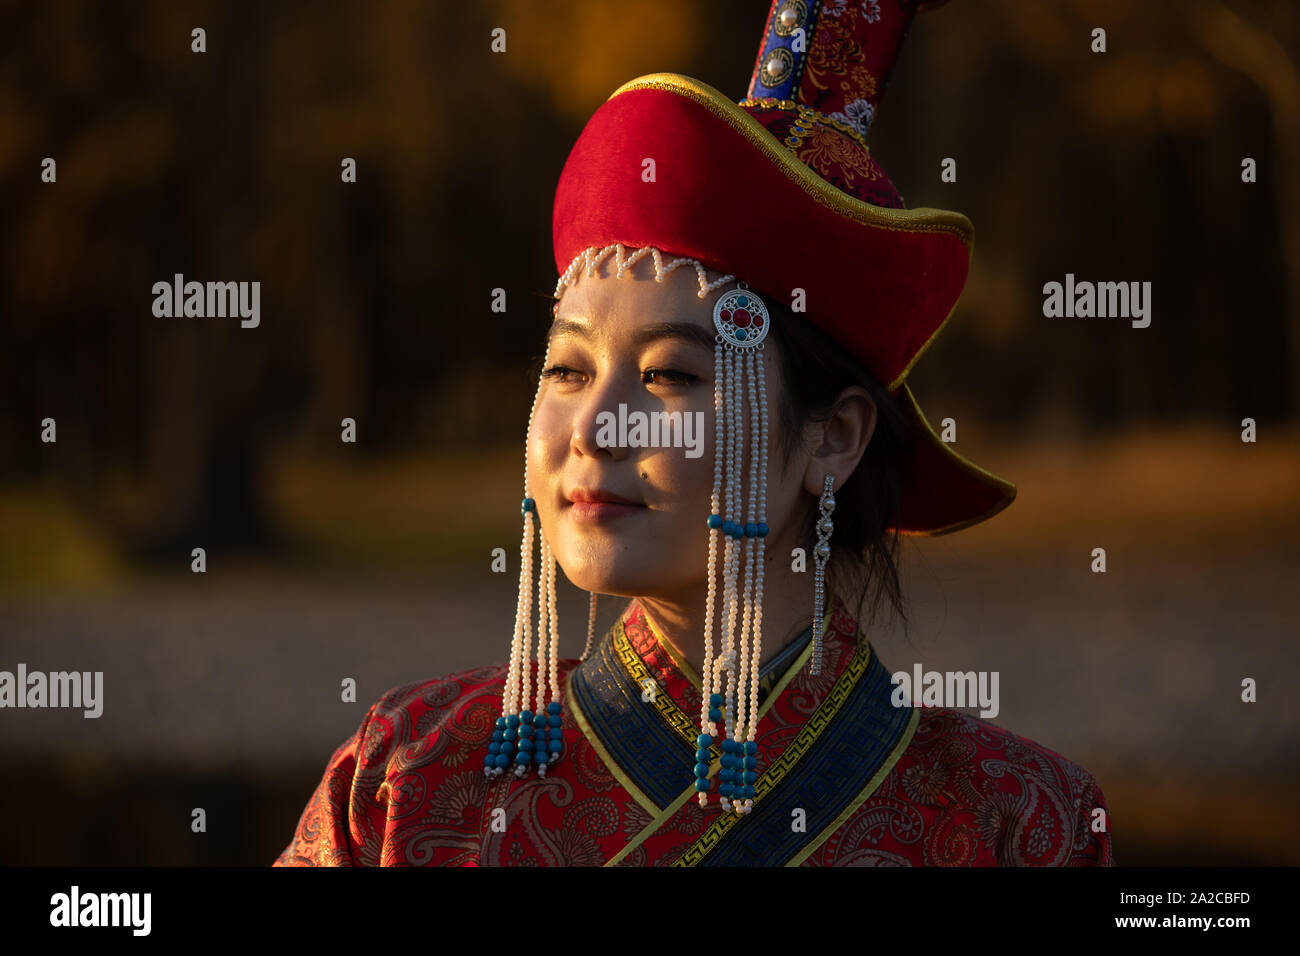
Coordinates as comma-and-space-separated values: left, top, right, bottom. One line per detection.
274, 593, 1114, 867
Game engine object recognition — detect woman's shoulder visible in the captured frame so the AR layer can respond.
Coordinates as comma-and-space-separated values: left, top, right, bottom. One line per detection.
896, 706, 1114, 864
909, 706, 1107, 796
277, 661, 552, 867
350, 658, 584, 763
366, 657, 584, 716
370, 662, 510, 714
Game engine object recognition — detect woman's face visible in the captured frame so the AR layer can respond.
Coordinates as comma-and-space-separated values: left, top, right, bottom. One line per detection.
529, 258, 804, 602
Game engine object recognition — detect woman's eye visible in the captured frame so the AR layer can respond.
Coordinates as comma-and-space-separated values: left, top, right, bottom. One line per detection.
643, 368, 698, 386
540, 364, 584, 385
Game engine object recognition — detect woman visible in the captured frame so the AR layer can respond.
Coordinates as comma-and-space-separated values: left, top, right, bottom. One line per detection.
274, 0, 1113, 866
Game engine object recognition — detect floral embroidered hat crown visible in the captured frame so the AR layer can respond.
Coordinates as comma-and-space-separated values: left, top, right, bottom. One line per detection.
552, 0, 1016, 536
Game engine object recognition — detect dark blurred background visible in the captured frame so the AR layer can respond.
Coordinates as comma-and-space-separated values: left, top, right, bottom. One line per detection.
1, 0, 1297, 865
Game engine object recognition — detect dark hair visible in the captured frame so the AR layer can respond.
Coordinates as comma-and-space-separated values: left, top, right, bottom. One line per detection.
763, 295, 912, 637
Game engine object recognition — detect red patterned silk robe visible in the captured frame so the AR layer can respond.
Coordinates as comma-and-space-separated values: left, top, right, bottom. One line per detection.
274, 593, 1114, 866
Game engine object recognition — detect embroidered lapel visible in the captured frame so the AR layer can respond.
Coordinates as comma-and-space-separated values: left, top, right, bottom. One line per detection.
598, 597, 917, 867
566, 600, 817, 816
673, 639, 917, 866
566, 613, 704, 814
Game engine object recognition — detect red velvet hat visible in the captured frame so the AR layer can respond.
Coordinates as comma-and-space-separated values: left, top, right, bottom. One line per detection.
551, 0, 1015, 536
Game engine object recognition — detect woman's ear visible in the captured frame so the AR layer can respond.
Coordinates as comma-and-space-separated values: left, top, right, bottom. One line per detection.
802, 386, 877, 496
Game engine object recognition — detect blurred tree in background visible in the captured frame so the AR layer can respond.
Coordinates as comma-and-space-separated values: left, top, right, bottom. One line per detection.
0, 0, 1294, 560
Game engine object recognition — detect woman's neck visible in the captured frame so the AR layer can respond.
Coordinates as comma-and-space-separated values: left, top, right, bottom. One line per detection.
634, 548, 825, 680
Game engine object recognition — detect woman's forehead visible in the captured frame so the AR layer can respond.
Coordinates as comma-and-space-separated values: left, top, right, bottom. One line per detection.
555, 263, 724, 327
561, 257, 733, 314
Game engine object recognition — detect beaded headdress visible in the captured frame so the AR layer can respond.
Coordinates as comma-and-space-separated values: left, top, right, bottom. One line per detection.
484, 242, 776, 814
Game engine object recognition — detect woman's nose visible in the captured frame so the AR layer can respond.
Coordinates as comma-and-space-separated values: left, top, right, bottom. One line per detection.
571, 372, 635, 461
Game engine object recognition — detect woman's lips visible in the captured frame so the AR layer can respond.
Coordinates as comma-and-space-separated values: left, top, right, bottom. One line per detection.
567, 500, 644, 523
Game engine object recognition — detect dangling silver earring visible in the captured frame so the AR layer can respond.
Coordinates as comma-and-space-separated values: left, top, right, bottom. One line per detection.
810, 473, 835, 676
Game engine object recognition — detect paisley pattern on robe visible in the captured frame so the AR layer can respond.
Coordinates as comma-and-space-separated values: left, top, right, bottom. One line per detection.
273, 594, 1114, 866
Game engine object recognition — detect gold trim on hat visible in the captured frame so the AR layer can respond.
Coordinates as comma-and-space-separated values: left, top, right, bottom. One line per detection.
607, 73, 972, 245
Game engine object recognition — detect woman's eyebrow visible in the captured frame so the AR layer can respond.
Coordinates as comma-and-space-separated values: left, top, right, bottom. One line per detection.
547, 317, 589, 343
634, 322, 716, 351
547, 317, 715, 351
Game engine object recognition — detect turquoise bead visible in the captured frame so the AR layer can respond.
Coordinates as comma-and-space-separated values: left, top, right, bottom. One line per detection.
710, 693, 723, 706
709, 708, 722, 722
745, 741, 757, 755
697, 733, 712, 748
756, 522, 769, 537
547, 702, 561, 715
694, 779, 710, 792
707, 514, 722, 529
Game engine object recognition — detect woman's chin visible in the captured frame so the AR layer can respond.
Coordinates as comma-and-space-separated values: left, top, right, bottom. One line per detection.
552, 527, 705, 595
556, 559, 700, 600
550, 552, 643, 594
561, 568, 640, 597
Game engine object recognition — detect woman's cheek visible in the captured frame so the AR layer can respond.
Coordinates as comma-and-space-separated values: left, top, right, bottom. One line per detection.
528, 401, 564, 476
674, 446, 716, 510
